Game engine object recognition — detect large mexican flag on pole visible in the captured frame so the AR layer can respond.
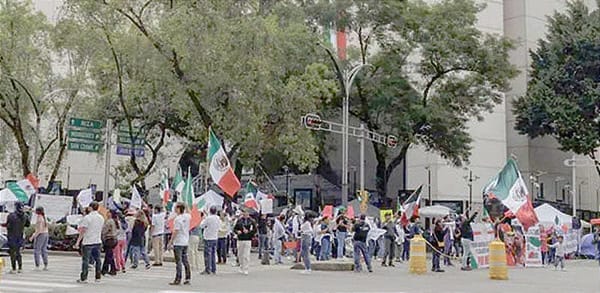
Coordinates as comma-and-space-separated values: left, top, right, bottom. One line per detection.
207, 128, 241, 197
0, 173, 39, 203
483, 159, 539, 231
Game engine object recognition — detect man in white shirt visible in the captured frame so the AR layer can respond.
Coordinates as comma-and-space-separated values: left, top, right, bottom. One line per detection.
151, 205, 166, 266
167, 203, 191, 285
200, 206, 221, 275
74, 202, 105, 283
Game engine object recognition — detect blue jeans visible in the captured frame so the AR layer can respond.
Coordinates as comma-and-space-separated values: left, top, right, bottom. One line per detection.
258, 234, 269, 258
130, 245, 149, 267
353, 241, 371, 272
301, 235, 312, 270
432, 249, 441, 270
273, 238, 283, 264
368, 239, 376, 257
217, 237, 228, 263
81, 244, 101, 281
336, 231, 347, 258
204, 239, 217, 273
402, 239, 411, 261
320, 236, 331, 261
174, 246, 191, 282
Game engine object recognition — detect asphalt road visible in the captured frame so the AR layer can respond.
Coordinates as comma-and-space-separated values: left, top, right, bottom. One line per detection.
1, 253, 599, 293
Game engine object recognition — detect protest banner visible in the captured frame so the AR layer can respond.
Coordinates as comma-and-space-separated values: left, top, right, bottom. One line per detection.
380, 209, 393, 220
525, 226, 543, 267
470, 223, 495, 269
33, 194, 73, 222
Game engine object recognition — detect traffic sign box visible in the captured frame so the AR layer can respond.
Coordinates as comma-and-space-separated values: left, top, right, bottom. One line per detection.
68, 130, 102, 141
67, 141, 102, 152
69, 118, 104, 129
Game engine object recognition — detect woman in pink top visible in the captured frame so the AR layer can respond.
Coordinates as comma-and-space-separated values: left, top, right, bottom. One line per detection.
29, 207, 49, 270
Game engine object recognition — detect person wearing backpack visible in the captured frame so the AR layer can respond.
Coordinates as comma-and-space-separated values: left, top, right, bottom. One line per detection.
4, 202, 30, 273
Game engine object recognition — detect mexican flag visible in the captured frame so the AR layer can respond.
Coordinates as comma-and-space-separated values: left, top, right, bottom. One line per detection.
207, 128, 240, 197
0, 173, 39, 203
400, 185, 423, 227
172, 168, 185, 194
243, 182, 259, 212
160, 170, 170, 205
483, 159, 539, 231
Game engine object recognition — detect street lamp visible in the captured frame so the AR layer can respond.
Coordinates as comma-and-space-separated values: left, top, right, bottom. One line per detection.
578, 180, 587, 211
463, 169, 480, 209
425, 166, 432, 205
283, 165, 290, 205
351, 166, 357, 197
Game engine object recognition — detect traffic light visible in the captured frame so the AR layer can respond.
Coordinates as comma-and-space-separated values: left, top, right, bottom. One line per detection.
387, 135, 398, 148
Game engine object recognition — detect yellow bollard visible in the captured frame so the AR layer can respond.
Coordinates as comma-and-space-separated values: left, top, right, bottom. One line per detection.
408, 234, 427, 274
0, 257, 3, 280
489, 239, 508, 280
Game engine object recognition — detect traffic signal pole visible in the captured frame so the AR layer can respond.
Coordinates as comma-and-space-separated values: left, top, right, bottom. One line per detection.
302, 113, 397, 205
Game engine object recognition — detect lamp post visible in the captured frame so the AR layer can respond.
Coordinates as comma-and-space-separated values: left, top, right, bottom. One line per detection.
578, 180, 587, 211
341, 64, 372, 206
425, 166, 432, 205
463, 169, 480, 209
351, 166, 357, 197
283, 165, 290, 204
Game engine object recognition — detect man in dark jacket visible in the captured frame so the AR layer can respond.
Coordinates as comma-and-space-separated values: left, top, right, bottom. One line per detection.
460, 210, 478, 271
233, 209, 257, 275
431, 219, 446, 272
353, 214, 372, 273
381, 213, 396, 267
5, 202, 30, 273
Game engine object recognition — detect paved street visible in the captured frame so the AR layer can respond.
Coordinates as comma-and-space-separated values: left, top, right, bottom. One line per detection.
1, 253, 599, 293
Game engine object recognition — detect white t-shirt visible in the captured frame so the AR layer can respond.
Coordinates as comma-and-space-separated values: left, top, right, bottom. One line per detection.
300, 221, 313, 237
200, 214, 221, 241
79, 211, 105, 245
173, 213, 191, 246
151, 212, 166, 236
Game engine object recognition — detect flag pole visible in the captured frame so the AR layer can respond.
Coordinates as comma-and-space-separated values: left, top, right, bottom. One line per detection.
205, 126, 211, 193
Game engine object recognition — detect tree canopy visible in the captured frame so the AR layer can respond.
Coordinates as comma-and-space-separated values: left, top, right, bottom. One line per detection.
513, 0, 600, 176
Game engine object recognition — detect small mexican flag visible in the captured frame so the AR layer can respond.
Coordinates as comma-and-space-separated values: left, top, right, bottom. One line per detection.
207, 128, 241, 197
243, 182, 259, 212
400, 185, 423, 227
182, 167, 194, 208
172, 168, 184, 194
0, 173, 39, 203
483, 159, 539, 231
160, 169, 170, 205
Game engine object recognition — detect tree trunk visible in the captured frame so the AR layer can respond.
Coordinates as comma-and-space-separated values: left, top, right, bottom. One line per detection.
12, 122, 31, 177
48, 141, 67, 185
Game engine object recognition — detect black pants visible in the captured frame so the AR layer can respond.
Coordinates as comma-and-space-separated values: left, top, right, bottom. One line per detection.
217, 237, 227, 263
8, 244, 22, 271
102, 243, 117, 274
81, 244, 102, 281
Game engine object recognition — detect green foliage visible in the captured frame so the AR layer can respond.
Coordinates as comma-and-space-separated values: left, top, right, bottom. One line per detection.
514, 0, 600, 174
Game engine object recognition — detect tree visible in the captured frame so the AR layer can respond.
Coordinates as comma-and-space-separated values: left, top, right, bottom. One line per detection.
0, 1, 91, 181
513, 1, 600, 176
64, 0, 338, 188
311, 0, 517, 196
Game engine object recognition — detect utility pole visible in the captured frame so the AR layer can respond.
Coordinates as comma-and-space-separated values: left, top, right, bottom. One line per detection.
464, 169, 480, 209
102, 119, 112, 207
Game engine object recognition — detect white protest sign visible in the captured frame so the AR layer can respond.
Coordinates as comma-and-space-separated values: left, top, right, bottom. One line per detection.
470, 223, 495, 269
260, 198, 273, 214
34, 194, 72, 222
525, 226, 543, 267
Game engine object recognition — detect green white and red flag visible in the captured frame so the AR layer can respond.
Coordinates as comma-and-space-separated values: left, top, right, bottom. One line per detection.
400, 185, 423, 227
483, 159, 539, 231
0, 173, 39, 203
160, 169, 170, 205
207, 128, 240, 197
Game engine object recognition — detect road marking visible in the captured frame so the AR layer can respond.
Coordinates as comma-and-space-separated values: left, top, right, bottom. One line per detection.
0, 280, 80, 288
0, 285, 53, 293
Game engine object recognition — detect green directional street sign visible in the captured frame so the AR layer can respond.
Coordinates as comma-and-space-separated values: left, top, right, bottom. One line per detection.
117, 135, 145, 146
69, 118, 104, 129
67, 141, 102, 153
118, 124, 143, 134
68, 130, 102, 141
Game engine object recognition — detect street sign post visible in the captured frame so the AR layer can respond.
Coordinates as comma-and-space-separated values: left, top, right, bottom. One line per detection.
69, 118, 104, 129
116, 145, 145, 157
68, 130, 102, 141
67, 141, 102, 152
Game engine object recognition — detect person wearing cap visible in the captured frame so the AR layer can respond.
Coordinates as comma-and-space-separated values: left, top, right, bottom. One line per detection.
200, 206, 221, 275
30, 206, 49, 271
4, 201, 30, 273
75, 201, 105, 283
352, 214, 372, 273
233, 209, 257, 275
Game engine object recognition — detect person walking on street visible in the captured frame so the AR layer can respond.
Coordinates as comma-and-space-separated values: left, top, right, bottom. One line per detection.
189, 225, 201, 271
300, 214, 314, 274
233, 209, 257, 275
101, 210, 118, 276
381, 213, 396, 267
4, 202, 29, 274
353, 214, 372, 273
200, 206, 221, 275
257, 213, 269, 260
130, 211, 151, 269
217, 212, 229, 264
442, 217, 454, 267
335, 210, 350, 259
151, 205, 166, 266
30, 206, 49, 271
431, 218, 445, 273
317, 217, 332, 261
113, 211, 128, 273
168, 203, 191, 285
272, 214, 286, 265
75, 201, 105, 283
460, 209, 478, 271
